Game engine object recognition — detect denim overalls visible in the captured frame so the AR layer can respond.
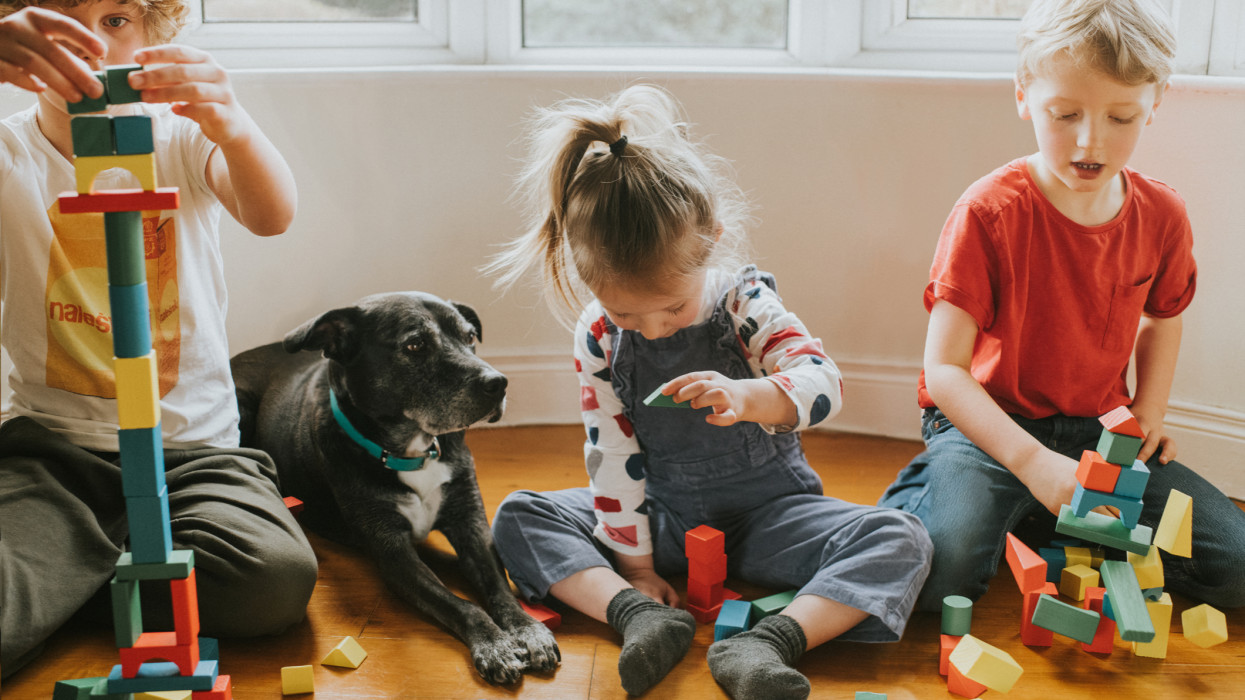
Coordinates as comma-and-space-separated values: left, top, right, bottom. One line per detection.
494, 276, 933, 642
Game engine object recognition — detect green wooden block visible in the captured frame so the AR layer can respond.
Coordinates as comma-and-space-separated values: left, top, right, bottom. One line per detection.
105, 65, 143, 104
1031, 593, 1100, 643
71, 115, 114, 157
1054, 505, 1152, 555
643, 382, 692, 408
53, 677, 107, 700
114, 548, 194, 581
67, 73, 109, 114
113, 115, 154, 155
856, 693, 888, 700
941, 594, 973, 636
1097, 430, 1143, 466
109, 577, 142, 647
104, 210, 146, 287
750, 590, 797, 621
1099, 560, 1157, 643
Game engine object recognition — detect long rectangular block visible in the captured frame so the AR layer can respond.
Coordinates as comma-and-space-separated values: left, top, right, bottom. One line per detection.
109, 282, 153, 359
1004, 532, 1047, 594
1132, 592, 1173, 658
115, 549, 194, 581
60, 187, 180, 214
1071, 484, 1143, 529
171, 569, 201, 645
127, 487, 172, 564
104, 210, 147, 287
119, 425, 166, 497
1055, 505, 1152, 555
1031, 594, 1101, 644
107, 660, 218, 693
750, 590, 797, 621
110, 576, 143, 648
1096, 430, 1143, 466
115, 352, 161, 429
1099, 560, 1156, 643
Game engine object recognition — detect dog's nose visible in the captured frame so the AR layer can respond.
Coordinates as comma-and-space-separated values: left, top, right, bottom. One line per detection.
481, 373, 508, 399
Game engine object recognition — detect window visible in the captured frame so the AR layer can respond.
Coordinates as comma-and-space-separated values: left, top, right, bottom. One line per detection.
201, 0, 418, 22
521, 0, 787, 49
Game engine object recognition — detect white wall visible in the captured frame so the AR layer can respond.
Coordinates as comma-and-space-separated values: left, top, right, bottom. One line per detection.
3, 68, 1242, 495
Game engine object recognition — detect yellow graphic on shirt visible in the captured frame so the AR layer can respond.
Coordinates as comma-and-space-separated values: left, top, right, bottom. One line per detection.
45, 202, 180, 398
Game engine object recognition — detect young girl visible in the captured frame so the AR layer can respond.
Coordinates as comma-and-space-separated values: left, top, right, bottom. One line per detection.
487, 85, 932, 699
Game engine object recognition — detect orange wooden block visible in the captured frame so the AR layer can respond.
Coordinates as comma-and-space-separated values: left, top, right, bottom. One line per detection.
687, 578, 724, 608
1075, 451, 1121, 492
685, 525, 725, 560
283, 496, 304, 515
939, 634, 961, 676
1021, 583, 1057, 647
689, 552, 727, 584
170, 569, 200, 644
947, 662, 987, 698
1082, 587, 1116, 654
1005, 532, 1047, 594
192, 674, 232, 700
1099, 406, 1145, 439
119, 631, 199, 678
519, 600, 561, 631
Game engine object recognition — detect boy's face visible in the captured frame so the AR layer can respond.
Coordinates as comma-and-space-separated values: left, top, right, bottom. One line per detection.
1016, 52, 1165, 202
50, 1, 147, 69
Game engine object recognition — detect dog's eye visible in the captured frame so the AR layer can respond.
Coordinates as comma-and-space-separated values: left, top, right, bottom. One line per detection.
404, 343, 420, 354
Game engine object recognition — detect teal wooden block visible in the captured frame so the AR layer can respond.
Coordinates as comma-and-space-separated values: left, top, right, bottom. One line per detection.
1096, 430, 1142, 466
1099, 560, 1156, 643
104, 211, 146, 287
1071, 483, 1143, 529
1037, 547, 1066, 582
1113, 460, 1151, 499
53, 677, 108, 700
199, 637, 219, 662
71, 115, 114, 157
113, 115, 154, 155
1143, 587, 1164, 601
107, 660, 218, 693
126, 487, 172, 564
750, 590, 797, 621
67, 73, 109, 114
1055, 505, 1152, 555
1031, 593, 1100, 643
856, 693, 888, 700
115, 549, 194, 581
108, 281, 152, 359
110, 577, 142, 647
105, 65, 143, 104
119, 425, 165, 497
644, 382, 692, 408
714, 599, 752, 641
941, 594, 973, 636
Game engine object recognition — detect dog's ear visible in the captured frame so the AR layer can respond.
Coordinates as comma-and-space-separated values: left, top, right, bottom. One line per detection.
283, 307, 363, 362
452, 302, 483, 343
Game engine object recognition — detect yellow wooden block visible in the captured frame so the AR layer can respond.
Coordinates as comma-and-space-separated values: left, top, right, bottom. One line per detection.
1182, 603, 1228, 648
1064, 546, 1092, 569
1128, 545, 1164, 591
321, 635, 368, 668
114, 352, 160, 429
1059, 564, 1099, 602
947, 633, 1024, 693
1089, 547, 1106, 568
75, 152, 157, 193
281, 665, 315, 695
136, 692, 192, 700
1154, 489, 1192, 557
1132, 592, 1173, 658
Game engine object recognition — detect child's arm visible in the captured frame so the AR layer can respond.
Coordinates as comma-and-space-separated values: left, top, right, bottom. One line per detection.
0, 7, 104, 102
924, 300, 1082, 515
1131, 313, 1181, 464
131, 45, 296, 237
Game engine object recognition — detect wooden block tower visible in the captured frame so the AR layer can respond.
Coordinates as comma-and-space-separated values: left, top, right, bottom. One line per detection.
685, 524, 727, 624
51, 65, 232, 700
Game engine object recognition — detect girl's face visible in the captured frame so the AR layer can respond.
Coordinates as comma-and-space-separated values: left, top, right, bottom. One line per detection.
594, 270, 707, 340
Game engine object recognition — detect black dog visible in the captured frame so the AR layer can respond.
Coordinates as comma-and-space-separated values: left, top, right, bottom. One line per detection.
231, 292, 559, 684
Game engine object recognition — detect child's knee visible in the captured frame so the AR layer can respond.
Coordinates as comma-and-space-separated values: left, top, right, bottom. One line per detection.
492, 490, 545, 536
197, 532, 317, 636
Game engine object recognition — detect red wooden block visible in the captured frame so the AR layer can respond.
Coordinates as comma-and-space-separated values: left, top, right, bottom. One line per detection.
170, 568, 200, 644
689, 552, 726, 584
947, 661, 987, 698
119, 631, 200, 677
1099, 406, 1145, 439
686, 600, 723, 625
519, 600, 562, 631
57, 187, 180, 213
939, 634, 961, 676
722, 588, 742, 601
1004, 532, 1047, 594
685, 525, 725, 561
1075, 450, 1122, 492
283, 496, 304, 515
687, 578, 724, 608
1082, 587, 1115, 654
192, 674, 232, 700
1021, 583, 1057, 647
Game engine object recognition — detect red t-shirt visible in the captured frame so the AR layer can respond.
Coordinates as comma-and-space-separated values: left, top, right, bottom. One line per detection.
917, 158, 1197, 420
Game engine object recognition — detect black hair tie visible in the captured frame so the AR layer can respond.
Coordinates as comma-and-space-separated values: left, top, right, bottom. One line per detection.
609, 135, 628, 156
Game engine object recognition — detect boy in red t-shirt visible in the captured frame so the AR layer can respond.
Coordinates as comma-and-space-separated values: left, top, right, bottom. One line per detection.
879, 0, 1245, 611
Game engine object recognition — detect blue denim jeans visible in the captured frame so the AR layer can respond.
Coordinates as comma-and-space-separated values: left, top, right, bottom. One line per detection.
879, 408, 1245, 612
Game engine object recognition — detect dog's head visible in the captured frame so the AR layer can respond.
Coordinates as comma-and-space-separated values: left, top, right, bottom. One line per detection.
283, 292, 506, 453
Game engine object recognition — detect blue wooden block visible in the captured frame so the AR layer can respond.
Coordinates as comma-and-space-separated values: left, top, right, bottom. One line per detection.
109, 282, 152, 359
1113, 460, 1151, 499
67, 73, 109, 114
126, 487, 171, 564
1037, 547, 1066, 582
107, 660, 218, 693
1031, 593, 1101, 644
119, 425, 165, 497
1143, 587, 1164, 601
1071, 483, 1144, 529
105, 65, 143, 104
199, 637, 219, 662
110, 577, 142, 647
1102, 592, 1115, 621
1097, 430, 1142, 466
713, 599, 752, 642
104, 211, 146, 287
71, 115, 114, 157
115, 549, 194, 581
113, 115, 154, 155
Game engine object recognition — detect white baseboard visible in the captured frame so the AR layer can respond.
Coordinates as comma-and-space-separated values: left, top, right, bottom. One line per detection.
483, 351, 1245, 499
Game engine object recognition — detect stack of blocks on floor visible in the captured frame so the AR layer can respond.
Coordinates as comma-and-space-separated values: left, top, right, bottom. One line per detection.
681, 525, 798, 643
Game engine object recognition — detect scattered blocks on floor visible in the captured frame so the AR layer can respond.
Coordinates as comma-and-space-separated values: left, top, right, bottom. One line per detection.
1099, 560, 1156, 643
1004, 532, 1047, 594
1132, 592, 1173, 658
283, 496, 304, 515
281, 665, 315, 695
1154, 489, 1193, 557
750, 590, 797, 621
948, 634, 1023, 693
939, 634, 961, 676
1055, 505, 1152, 556
1182, 603, 1229, 648
1020, 583, 1057, 647
322, 636, 369, 668
1031, 594, 1101, 644
1059, 563, 1099, 602
713, 599, 752, 641
941, 595, 973, 637
53, 677, 109, 700
946, 662, 987, 699
1081, 587, 1116, 655
519, 600, 562, 631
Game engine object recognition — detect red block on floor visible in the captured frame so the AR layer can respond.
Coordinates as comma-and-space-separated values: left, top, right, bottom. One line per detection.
1005, 532, 1047, 594
283, 496, 304, 515
1021, 583, 1057, 647
1082, 587, 1116, 654
685, 525, 725, 561
519, 600, 562, 631
119, 631, 200, 677
687, 578, 724, 608
192, 674, 232, 699
689, 552, 727, 584
947, 662, 987, 698
940, 634, 962, 676
686, 600, 723, 625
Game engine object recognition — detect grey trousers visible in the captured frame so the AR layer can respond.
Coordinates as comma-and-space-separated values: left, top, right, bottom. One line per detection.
0, 417, 317, 679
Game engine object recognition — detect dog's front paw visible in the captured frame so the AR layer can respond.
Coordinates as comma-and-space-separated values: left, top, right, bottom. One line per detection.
509, 620, 561, 673
470, 635, 526, 685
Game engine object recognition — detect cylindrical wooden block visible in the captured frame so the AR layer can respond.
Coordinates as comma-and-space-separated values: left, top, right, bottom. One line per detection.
104, 211, 146, 286
109, 282, 151, 359
942, 594, 973, 636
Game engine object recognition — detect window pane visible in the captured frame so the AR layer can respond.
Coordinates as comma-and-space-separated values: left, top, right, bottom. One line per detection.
908, 0, 1032, 20
523, 0, 787, 49
202, 0, 417, 22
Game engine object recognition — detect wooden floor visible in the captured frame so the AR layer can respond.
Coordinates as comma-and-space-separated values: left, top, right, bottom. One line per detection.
7, 425, 1244, 699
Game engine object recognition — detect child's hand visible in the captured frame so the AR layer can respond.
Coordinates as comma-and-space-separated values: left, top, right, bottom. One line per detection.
663, 372, 797, 427
616, 555, 680, 607
0, 7, 105, 102
1131, 410, 1177, 465
131, 45, 256, 147
1022, 450, 1083, 516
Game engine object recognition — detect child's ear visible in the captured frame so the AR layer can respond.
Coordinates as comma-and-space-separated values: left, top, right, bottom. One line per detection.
1145, 81, 1168, 126
1015, 77, 1032, 120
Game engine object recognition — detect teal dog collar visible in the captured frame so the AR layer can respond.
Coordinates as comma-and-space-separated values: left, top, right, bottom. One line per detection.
329, 389, 439, 471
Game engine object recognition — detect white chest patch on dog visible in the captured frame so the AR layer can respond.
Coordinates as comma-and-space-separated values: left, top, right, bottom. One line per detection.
395, 460, 453, 541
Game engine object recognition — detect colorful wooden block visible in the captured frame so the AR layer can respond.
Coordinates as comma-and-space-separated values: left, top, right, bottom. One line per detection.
115, 352, 161, 429
855, 693, 887, 700
939, 634, 960, 676
946, 663, 987, 699
1154, 489, 1192, 557
644, 381, 692, 408
109, 282, 153, 359
72, 115, 115, 157
119, 425, 165, 497
120, 631, 200, 678
67, 73, 109, 114
110, 576, 143, 647
1096, 430, 1143, 466
127, 487, 172, 564
685, 524, 725, 560
686, 600, 723, 625
1113, 460, 1151, 499
190, 675, 232, 700
1004, 532, 1047, 594
1099, 560, 1156, 643
1128, 545, 1164, 591
519, 600, 561, 631
713, 599, 752, 641
689, 552, 727, 584
1132, 591, 1173, 658
60, 187, 180, 214
1064, 545, 1092, 569
75, 152, 157, 194
283, 496, 304, 515
1099, 405, 1145, 438
171, 569, 200, 644
1055, 505, 1152, 555
136, 690, 192, 699
941, 595, 973, 636
948, 634, 1023, 693
102, 208, 147, 287
54, 677, 110, 700
1081, 587, 1115, 654
1021, 583, 1056, 647
1031, 593, 1101, 644
1182, 603, 1228, 648
1037, 547, 1066, 582
1075, 451, 1120, 492
107, 660, 218, 693
199, 638, 219, 662
1071, 484, 1143, 529
115, 549, 194, 581
687, 577, 725, 608
322, 636, 369, 668
114, 115, 154, 155
750, 590, 797, 621
1059, 563, 1099, 602
281, 665, 314, 695
105, 64, 144, 104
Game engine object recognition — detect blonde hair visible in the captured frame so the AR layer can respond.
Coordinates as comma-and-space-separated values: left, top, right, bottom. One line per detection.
0, 1, 190, 44
1017, 0, 1176, 87
486, 84, 751, 328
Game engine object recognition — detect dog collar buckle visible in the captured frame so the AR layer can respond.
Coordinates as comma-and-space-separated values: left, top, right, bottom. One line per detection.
382, 436, 440, 472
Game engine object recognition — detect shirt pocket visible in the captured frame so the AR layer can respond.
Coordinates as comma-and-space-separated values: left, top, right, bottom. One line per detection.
1102, 275, 1154, 352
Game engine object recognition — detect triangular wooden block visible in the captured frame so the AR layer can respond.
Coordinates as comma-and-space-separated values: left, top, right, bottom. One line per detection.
321, 636, 368, 668
1153, 489, 1192, 557
1098, 406, 1145, 439
643, 382, 691, 408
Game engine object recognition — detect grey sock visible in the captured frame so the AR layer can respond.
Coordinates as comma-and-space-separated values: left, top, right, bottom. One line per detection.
707, 614, 810, 700
605, 588, 697, 696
